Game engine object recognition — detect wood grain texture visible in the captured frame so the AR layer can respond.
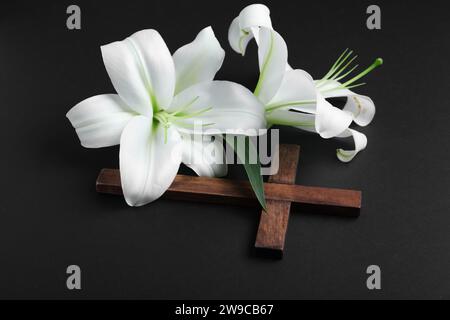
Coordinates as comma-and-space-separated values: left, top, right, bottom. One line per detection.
96, 169, 361, 215
254, 144, 300, 258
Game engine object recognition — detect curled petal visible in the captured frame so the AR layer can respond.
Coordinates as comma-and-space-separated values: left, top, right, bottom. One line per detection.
315, 94, 353, 139
169, 81, 266, 135
181, 134, 227, 177
336, 129, 368, 162
239, 4, 272, 31
228, 4, 272, 55
66, 94, 136, 148
343, 95, 375, 126
173, 27, 225, 95
319, 80, 375, 126
239, 4, 272, 44
254, 28, 288, 105
119, 116, 182, 206
228, 17, 249, 55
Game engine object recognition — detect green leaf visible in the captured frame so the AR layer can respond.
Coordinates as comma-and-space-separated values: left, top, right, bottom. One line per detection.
225, 135, 267, 210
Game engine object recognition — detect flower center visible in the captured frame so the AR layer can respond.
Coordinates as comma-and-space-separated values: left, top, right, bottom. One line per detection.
153, 96, 214, 143
316, 49, 383, 93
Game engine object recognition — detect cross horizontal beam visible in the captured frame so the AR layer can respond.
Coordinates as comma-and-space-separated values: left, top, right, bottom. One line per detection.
96, 168, 361, 217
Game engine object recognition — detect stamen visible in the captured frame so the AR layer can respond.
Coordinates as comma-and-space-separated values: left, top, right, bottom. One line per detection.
171, 96, 200, 116
330, 55, 358, 80
343, 82, 367, 90
153, 112, 166, 125
173, 106, 212, 119
333, 64, 359, 82
320, 82, 366, 94
324, 48, 349, 78
153, 112, 171, 143
153, 102, 214, 142
329, 50, 354, 79
172, 120, 216, 129
316, 48, 351, 85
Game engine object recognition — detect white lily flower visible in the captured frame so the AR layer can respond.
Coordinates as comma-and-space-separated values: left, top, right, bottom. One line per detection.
228, 4, 381, 162
67, 27, 266, 206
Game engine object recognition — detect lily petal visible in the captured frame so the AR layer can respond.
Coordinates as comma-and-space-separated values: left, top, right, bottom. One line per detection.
127, 29, 176, 109
169, 81, 266, 135
266, 109, 316, 133
101, 41, 152, 117
101, 29, 175, 115
173, 27, 225, 95
254, 28, 288, 105
319, 80, 375, 126
315, 93, 353, 139
336, 129, 368, 162
119, 116, 182, 206
66, 94, 136, 148
181, 133, 227, 177
267, 69, 317, 114
228, 4, 272, 55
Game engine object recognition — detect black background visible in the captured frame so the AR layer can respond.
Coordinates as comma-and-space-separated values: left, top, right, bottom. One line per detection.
0, 0, 449, 299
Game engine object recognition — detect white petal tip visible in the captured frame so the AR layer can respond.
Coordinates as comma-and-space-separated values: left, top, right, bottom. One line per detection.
79, 141, 90, 148
240, 4, 271, 16
79, 141, 100, 149
124, 197, 152, 207
336, 149, 355, 163
317, 131, 336, 139
200, 26, 214, 35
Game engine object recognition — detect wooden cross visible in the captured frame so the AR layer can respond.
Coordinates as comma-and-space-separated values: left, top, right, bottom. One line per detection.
95, 144, 361, 259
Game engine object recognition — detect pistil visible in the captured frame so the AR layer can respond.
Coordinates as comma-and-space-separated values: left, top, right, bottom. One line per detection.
340, 58, 383, 88
317, 49, 383, 94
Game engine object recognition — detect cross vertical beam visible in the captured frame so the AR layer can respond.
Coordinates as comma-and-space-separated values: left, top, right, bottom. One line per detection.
254, 145, 300, 259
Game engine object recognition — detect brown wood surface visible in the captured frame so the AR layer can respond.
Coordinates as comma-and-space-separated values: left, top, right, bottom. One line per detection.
254, 144, 300, 258
96, 169, 361, 215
